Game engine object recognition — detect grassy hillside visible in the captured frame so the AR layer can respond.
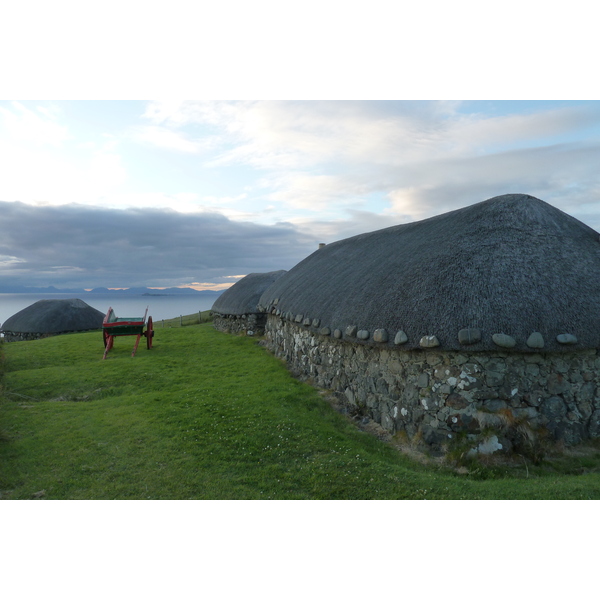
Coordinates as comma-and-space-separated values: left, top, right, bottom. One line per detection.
1, 324, 600, 499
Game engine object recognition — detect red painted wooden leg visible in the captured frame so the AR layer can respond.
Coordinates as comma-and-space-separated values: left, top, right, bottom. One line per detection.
132, 334, 142, 357
103, 335, 114, 360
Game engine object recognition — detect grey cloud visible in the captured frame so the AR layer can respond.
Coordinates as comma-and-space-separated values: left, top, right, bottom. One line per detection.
0, 202, 321, 289
297, 210, 406, 243
383, 140, 600, 223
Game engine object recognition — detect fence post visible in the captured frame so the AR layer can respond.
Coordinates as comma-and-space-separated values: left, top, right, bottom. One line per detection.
180, 315, 183, 326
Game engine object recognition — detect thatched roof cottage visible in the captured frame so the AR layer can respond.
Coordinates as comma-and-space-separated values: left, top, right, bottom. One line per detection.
211, 270, 287, 335
1, 298, 105, 342
255, 194, 600, 452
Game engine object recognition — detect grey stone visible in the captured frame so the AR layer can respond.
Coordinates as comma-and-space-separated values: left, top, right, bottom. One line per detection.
577, 382, 596, 402
492, 333, 516, 348
357, 330, 370, 340
446, 393, 468, 409
476, 435, 503, 455
524, 353, 544, 364
555, 422, 585, 446
426, 353, 442, 366
373, 329, 388, 343
446, 412, 476, 431
525, 363, 540, 377
417, 373, 429, 388
319, 327, 331, 336
557, 333, 578, 345
514, 407, 538, 421
312, 318, 321, 328
527, 332, 544, 349
486, 359, 506, 373
486, 370, 505, 386
540, 396, 567, 422
303, 318, 311, 326
295, 314, 304, 323
345, 325, 357, 337
344, 388, 356, 405
333, 329, 342, 339
376, 377, 389, 394
420, 425, 447, 446
525, 392, 543, 407
483, 399, 508, 412
420, 335, 440, 348
578, 401, 593, 420
589, 410, 600, 438
394, 330, 408, 345
547, 374, 569, 395
458, 328, 481, 345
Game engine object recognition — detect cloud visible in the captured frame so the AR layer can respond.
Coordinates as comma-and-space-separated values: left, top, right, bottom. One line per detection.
132, 125, 210, 153
144, 101, 600, 171
288, 210, 402, 243
266, 173, 370, 212
385, 141, 600, 223
3, 100, 600, 291
0, 103, 128, 207
0, 255, 26, 266
0, 201, 320, 289
0, 142, 127, 207
139, 100, 600, 226
0, 101, 69, 147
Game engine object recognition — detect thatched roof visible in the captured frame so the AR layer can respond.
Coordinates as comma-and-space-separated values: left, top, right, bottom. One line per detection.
1, 298, 105, 334
258, 194, 600, 352
211, 271, 287, 315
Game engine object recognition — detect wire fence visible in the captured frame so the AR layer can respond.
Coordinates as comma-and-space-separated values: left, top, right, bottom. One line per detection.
158, 310, 213, 328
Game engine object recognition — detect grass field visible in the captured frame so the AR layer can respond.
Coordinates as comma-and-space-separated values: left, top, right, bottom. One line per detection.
2, 321, 600, 499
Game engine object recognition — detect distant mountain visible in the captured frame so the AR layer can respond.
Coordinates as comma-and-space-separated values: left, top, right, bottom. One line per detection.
89, 287, 222, 295
0, 284, 87, 293
1, 284, 223, 296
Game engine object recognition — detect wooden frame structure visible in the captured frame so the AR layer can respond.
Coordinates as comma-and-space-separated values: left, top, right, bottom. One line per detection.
102, 306, 153, 359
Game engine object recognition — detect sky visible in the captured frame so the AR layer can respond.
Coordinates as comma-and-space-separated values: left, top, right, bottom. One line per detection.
1, 2, 599, 293
2, 99, 600, 291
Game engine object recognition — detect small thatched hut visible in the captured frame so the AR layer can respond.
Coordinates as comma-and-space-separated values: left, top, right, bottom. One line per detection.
1, 298, 105, 342
256, 194, 600, 451
211, 270, 287, 335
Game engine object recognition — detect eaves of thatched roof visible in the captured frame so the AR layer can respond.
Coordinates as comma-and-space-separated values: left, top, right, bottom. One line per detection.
1, 298, 105, 334
258, 194, 600, 352
211, 271, 287, 316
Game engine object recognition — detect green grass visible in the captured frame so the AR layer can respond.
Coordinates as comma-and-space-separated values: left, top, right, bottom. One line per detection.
155, 309, 212, 328
1, 325, 600, 499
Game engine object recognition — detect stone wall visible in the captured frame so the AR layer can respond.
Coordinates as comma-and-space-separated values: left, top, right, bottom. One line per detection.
263, 315, 600, 451
2, 331, 55, 342
1, 329, 99, 342
212, 313, 266, 336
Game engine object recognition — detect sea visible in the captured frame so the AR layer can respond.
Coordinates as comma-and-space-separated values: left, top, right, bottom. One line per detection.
0, 292, 222, 331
